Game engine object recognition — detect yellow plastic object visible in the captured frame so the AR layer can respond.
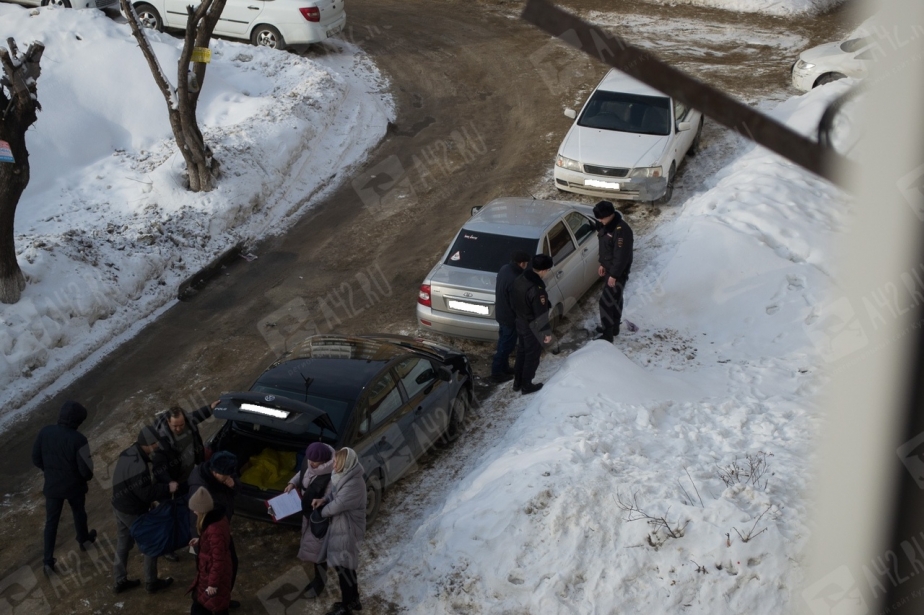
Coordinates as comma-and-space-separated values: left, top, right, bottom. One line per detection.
191, 47, 212, 64
240, 448, 297, 492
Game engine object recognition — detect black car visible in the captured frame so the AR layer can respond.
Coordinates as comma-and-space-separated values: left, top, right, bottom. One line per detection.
205, 334, 473, 525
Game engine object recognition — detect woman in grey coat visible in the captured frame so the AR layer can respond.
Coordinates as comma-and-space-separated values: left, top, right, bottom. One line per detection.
283, 442, 335, 598
312, 448, 366, 615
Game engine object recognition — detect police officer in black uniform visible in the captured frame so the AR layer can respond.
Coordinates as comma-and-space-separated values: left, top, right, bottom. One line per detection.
511, 254, 554, 394
594, 200, 634, 342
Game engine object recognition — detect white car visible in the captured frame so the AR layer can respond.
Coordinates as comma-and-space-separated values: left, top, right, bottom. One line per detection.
791, 36, 874, 92
131, 0, 345, 50
553, 68, 703, 204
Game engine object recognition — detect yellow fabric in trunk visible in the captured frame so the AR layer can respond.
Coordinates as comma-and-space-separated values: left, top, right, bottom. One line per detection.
240, 448, 297, 492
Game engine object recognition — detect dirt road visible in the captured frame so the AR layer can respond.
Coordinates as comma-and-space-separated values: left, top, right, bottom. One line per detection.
0, 0, 863, 612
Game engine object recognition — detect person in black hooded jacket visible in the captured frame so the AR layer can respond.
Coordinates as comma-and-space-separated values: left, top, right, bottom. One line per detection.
32, 400, 97, 575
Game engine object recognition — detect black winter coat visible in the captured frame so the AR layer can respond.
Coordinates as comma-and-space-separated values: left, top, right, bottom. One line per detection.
512, 270, 551, 335
598, 213, 633, 281
151, 405, 210, 487
187, 462, 240, 537
32, 402, 94, 499
494, 261, 525, 327
111, 444, 171, 515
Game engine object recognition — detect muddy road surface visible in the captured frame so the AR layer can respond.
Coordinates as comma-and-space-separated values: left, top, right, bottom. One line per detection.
0, 0, 863, 613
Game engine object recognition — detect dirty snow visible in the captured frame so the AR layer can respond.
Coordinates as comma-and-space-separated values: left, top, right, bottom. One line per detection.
637, 0, 845, 17
0, 4, 394, 423
366, 81, 856, 613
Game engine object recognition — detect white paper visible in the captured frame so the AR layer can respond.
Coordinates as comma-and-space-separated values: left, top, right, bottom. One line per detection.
266, 490, 301, 521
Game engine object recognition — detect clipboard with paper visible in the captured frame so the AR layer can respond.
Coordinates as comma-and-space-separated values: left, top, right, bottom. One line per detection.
265, 489, 302, 522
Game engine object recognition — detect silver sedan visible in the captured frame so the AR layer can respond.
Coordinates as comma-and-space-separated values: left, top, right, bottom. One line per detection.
416, 197, 601, 341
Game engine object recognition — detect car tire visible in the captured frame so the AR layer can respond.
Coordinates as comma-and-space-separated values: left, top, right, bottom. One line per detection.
41, 0, 73, 6
813, 72, 846, 88
438, 390, 469, 446
654, 163, 676, 205
365, 473, 382, 526
252, 25, 286, 51
687, 118, 704, 157
133, 3, 163, 31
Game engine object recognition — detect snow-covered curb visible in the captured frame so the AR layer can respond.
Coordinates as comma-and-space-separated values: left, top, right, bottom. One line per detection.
0, 5, 394, 423
638, 0, 845, 16
367, 82, 854, 613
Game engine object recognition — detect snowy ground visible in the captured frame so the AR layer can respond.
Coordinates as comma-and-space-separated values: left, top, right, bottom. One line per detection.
0, 4, 394, 423
363, 79, 857, 613
638, 0, 845, 17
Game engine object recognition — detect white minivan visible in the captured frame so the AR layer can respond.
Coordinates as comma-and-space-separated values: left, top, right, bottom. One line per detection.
131, 0, 345, 50
553, 69, 703, 204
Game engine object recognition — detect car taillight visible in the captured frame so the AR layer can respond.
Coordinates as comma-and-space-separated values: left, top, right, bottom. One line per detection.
418, 284, 431, 307
299, 6, 320, 21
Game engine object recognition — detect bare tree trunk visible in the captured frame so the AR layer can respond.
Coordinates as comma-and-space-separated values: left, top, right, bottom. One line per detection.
120, 0, 225, 192
0, 38, 44, 304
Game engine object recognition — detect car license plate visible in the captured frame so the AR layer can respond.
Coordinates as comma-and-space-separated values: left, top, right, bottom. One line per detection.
326, 25, 342, 38
447, 300, 489, 316
585, 178, 620, 190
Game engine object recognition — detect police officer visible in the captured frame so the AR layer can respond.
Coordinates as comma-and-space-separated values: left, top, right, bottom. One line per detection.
511, 254, 554, 394
594, 200, 633, 342
491, 250, 531, 383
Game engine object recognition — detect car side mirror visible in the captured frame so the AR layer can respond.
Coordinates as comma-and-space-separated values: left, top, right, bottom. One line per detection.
564, 108, 577, 119
438, 367, 452, 382
471, 206, 483, 217
677, 121, 692, 132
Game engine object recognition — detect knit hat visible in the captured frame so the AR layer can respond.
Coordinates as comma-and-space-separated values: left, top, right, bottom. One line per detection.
188, 487, 214, 514
531, 254, 553, 272
136, 425, 161, 448
209, 451, 237, 476
306, 442, 333, 463
592, 200, 616, 219
511, 251, 531, 265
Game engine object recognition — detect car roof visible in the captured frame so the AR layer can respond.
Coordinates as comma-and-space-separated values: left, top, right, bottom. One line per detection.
257, 335, 409, 401
461, 197, 583, 239
596, 68, 669, 99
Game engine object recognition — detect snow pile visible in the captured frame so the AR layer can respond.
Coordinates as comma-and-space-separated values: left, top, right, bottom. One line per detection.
0, 4, 393, 419
638, 0, 844, 17
369, 83, 854, 612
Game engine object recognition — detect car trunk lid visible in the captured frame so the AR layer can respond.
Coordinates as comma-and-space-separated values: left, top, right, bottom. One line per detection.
214, 391, 337, 435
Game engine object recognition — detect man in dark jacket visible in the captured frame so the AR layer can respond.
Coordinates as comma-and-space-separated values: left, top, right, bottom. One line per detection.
511, 254, 554, 395
152, 402, 218, 492
32, 401, 97, 575
491, 251, 530, 382
111, 427, 177, 595
188, 450, 241, 603
594, 200, 634, 342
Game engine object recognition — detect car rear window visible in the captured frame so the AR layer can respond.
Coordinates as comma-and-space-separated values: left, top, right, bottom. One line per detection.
578, 91, 672, 136
443, 230, 539, 273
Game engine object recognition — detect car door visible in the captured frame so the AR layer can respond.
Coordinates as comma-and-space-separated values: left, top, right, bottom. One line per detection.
672, 99, 696, 163
162, 0, 190, 28
352, 370, 417, 486
216, 0, 263, 36
393, 356, 450, 453
564, 211, 600, 294
541, 220, 584, 314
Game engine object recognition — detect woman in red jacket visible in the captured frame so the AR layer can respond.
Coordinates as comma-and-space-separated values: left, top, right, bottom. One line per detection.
187, 487, 233, 615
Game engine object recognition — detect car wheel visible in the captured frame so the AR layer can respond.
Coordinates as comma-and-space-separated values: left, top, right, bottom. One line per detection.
252, 25, 286, 50
438, 390, 469, 446
813, 72, 847, 88
365, 473, 382, 525
687, 118, 704, 157
41, 0, 73, 7
654, 163, 676, 205
133, 3, 163, 31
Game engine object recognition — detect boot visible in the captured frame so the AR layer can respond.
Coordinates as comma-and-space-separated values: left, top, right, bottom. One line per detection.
594, 326, 614, 343
521, 382, 544, 395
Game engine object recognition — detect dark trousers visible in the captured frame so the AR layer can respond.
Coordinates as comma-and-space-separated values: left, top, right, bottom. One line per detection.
191, 600, 228, 615
491, 323, 517, 376
335, 566, 360, 606
513, 319, 542, 386
600, 279, 626, 334
43, 494, 89, 565
230, 536, 238, 589
113, 508, 158, 583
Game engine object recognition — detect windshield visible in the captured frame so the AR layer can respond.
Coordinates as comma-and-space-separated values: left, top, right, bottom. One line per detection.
250, 383, 352, 437
578, 91, 672, 136
840, 37, 871, 53
443, 230, 539, 273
